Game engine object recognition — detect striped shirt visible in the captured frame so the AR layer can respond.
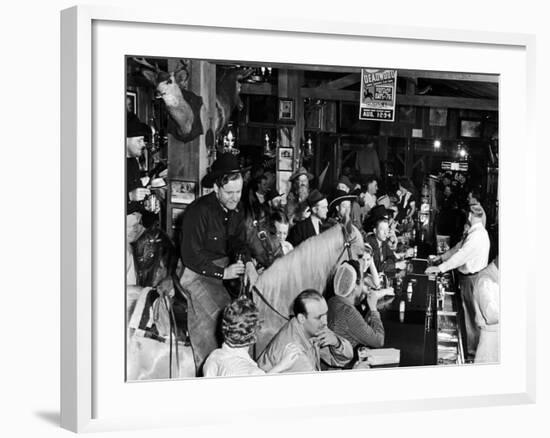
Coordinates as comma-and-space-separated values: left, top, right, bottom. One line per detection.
327, 296, 385, 348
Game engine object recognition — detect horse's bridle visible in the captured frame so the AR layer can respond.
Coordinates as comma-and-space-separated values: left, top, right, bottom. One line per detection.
336, 223, 357, 264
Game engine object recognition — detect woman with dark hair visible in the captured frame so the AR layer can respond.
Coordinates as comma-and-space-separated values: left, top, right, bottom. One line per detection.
203, 297, 300, 377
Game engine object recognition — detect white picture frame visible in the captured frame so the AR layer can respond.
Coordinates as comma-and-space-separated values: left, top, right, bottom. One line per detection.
61, 5, 536, 433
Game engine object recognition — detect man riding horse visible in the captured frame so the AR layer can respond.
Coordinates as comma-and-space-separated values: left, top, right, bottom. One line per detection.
178, 153, 256, 375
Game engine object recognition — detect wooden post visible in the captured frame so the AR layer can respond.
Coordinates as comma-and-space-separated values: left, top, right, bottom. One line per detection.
277, 70, 303, 168
166, 60, 216, 235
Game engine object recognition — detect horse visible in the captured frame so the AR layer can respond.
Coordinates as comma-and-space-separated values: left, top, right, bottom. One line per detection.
126, 226, 195, 380
250, 220, 366, 355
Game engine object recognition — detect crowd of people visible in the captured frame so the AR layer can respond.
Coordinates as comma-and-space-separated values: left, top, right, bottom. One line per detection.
126, 114, 499, 378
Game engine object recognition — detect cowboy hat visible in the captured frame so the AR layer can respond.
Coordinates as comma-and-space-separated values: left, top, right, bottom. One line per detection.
201, 153, 247, 188
306, 189, 326, 207
127, 112, 151, 138
328, 190, 357, 211
369, 204, 393, 219
289, 166, 314, 182
336, 175, 353, 192
363, 204, 393, 230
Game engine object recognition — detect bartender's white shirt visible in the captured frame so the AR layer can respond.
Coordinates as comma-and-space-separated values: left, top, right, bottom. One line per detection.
311, 216, 321, 235
438, 222, 490, 274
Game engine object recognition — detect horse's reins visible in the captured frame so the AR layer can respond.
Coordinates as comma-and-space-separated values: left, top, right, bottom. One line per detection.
251, 285, 289, 321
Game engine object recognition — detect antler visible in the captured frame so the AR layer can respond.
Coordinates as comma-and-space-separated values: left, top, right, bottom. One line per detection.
237, 67, 255, 81
132, 57, 159, 72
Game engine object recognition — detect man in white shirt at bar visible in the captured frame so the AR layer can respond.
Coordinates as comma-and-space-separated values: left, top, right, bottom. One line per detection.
425, 203, 490, 359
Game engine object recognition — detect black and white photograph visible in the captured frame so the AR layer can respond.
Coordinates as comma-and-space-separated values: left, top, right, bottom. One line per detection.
278, 98, 295, 121
170, 180, 197, 205
277, 147, 294, 171
125, 55, 500, 381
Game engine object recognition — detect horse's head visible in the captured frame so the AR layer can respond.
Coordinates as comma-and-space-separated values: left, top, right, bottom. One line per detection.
339, 218, 368, 274
341, 218, 365, 257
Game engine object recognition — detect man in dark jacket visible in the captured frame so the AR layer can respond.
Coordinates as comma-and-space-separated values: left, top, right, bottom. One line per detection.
364, 205, 398, 272
179, 153, 254, 374
287, 189, 329, 247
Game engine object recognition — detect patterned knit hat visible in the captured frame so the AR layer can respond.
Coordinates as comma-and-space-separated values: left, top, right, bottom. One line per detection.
333, 261, 361, 297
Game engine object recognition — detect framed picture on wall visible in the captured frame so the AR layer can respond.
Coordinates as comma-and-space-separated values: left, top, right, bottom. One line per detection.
126, 91, 137, 114
277, 147, 294, 172
430, 108, 448, 126
459, 119, 482, 138
170, 180, 196, 204
278, 98, 295, 122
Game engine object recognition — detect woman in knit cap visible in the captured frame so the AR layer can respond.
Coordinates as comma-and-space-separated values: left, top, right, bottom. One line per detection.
327, 258, 389, 350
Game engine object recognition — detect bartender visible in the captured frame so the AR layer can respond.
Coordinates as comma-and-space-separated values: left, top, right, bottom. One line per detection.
179, 153, 255, 374
425, 203, 490, 359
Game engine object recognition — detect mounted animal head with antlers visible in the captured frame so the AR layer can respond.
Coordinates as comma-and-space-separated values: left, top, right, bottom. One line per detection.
134, 57, 205, 143
133, 58, 253, 143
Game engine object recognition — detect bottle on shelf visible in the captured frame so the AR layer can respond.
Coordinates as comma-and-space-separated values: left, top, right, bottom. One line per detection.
406, 281, 413, 302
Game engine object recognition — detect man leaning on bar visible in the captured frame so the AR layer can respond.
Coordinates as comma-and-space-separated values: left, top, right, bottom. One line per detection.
425, 203, 490, 360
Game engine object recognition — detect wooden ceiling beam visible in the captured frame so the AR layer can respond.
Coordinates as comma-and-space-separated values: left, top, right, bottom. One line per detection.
397, 69, 499, 83
242, 82, 498, 110
301, 87, 497, 110
321, 73, 361, 89
397, 94, 497, 111
241, 83, 275, 95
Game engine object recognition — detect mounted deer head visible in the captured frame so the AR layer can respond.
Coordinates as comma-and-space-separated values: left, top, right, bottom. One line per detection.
134, 58, 252, 142
134, 57, 204, 143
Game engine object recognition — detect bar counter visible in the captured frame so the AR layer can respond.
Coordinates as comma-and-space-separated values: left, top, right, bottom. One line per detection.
373, 257, 464, 367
